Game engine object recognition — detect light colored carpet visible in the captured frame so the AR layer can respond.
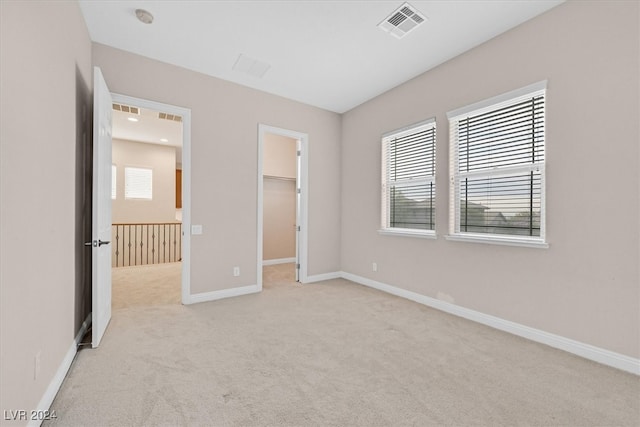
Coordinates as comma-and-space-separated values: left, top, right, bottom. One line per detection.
112, 262, 182, 309
46, 263, 639, 426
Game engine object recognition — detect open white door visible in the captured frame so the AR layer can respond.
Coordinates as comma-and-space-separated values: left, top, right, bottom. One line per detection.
295, 139, 301, 282
91, 67, 113, 348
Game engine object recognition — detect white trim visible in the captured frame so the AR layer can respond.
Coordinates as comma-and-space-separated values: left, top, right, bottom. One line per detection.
303, 271, 342, 283
111, 94, 192, 305
257, 124, 309, 289
446, 80, 547, 119
257, 127, 264, 289
447, 83, 547, 244
340, 272, 640, 375
262, 257, 296, 266
458, 163, 543, 180
381, 119, 437, 233
381, 117, 436, 139
28, 314, 91, 427
378, 229, 437, 239
186, 284, 260, 304
445, 233, 549, 249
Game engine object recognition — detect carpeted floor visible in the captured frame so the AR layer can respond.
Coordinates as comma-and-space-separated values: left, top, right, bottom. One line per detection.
46, 263, 639, 426
112, 262, 182, 309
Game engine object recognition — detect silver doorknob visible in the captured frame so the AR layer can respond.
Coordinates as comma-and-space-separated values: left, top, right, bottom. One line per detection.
84, 240, 111, 247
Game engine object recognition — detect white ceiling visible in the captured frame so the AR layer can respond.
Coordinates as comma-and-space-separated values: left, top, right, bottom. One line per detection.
112, 106, 183, 163
80, 0, 563, 114
112, 106, 182, 146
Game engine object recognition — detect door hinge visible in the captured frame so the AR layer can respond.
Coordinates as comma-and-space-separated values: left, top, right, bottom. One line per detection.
297, 188, 301, 194
296, 264, 300, 269
297, 150, 301, 156
296, 225, 301, 231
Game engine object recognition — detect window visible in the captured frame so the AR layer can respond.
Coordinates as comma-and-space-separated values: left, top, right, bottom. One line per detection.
111, 165, 116, 199
124, 167, 153, 200
380, 119, 436, 237
447, 81, 546, 247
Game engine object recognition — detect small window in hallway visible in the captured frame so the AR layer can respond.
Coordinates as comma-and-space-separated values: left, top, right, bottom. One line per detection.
125, 167, 153, 200
112, 164, 116, 199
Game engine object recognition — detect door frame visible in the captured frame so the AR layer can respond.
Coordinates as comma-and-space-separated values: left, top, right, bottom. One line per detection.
257, 124, 309, 288
111, 93, 192, 304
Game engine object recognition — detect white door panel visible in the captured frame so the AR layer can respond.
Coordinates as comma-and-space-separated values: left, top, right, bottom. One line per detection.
92, 66, 113, 348
295, 139, 301, 282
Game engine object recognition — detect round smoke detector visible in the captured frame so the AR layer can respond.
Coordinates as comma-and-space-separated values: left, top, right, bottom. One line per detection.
135, 9, 154, 24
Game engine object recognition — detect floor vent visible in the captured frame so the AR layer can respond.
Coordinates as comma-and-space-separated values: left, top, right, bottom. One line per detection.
158, 112, 182, 122
112, 103, 139, 114
378, 2, 427, 39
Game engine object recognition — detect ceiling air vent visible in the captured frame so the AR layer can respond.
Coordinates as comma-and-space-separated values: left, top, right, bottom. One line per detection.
232, 54, 271, 78
158, 112, 182, 123
112, 103, 139, 115
378, 2, 427, 39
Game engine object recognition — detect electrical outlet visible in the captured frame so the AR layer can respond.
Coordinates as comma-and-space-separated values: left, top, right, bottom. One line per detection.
233, 267, 240, 277
372, 262, 378, 272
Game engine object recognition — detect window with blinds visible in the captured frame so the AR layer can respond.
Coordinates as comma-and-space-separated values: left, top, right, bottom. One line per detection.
124, 167, 153, 200
381, 119, 436, 235
111, 164, 116, 200
448, 82, 546, 243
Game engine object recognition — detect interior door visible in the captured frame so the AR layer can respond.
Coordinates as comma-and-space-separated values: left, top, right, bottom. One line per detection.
295, 139, 301, 282
91, 66, 113, 348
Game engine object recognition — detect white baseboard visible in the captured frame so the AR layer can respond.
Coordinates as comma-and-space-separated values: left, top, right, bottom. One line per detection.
303, 271, 342, 283
28, 314, 91, 427
262, 257, 296, 266
340, 272, 640, 375
186, 284, 260, 304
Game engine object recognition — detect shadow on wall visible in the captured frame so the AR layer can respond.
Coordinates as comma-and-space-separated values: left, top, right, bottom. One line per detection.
74, 64, 92, 337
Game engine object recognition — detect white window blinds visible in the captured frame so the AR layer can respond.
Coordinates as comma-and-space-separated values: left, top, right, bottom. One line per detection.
381, 119, 436, 233
448, 82, 546, 241
111, 164, 116, 200
125, 167, 153, 200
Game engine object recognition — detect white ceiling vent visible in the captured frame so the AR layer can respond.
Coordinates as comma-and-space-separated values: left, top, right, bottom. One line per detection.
112, 103, 139, 115
378, 2, 427, 39
158, 112, 182, 123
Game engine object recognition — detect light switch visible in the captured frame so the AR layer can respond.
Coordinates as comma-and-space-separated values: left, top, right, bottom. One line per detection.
191, 225, 203, 235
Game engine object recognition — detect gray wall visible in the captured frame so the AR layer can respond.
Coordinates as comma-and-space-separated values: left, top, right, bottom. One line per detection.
0, 0, 93, 419
263, 178, 296, 260
92, 43, 342, 294
340, 1, 639, 358
112, 139, 177, 224
263, 133, 297, 261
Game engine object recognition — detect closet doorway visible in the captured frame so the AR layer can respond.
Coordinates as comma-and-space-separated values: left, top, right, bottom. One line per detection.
257, 125, 308, 288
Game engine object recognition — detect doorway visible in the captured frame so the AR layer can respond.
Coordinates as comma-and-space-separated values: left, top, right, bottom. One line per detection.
257, 124, 308, 289
110, 93, 192, 304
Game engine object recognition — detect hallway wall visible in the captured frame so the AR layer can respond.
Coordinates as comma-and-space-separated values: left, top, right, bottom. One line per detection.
112, 138, 177, 224
0, 0, 93, 420
93, 43, 342, 294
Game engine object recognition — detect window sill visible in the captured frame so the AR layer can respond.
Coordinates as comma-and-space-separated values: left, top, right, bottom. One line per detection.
445, 233, 548, 249
378, 228, 437, 239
